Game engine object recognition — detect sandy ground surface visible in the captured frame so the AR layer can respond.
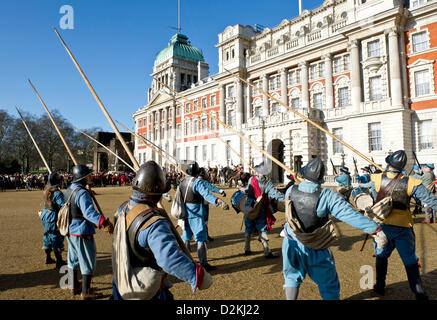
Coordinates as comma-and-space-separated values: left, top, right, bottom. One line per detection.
0, 185, 436, 300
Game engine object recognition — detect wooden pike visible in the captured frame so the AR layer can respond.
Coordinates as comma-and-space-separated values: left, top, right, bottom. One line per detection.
15, 107, 52, 174
53, 27, 140, 170
28, 80, 106, 218
74, 127, 136, 172
154, 78, 298, 179
116, 120, 194, 261
116, 120, 188, 176
223, 68, 384, 172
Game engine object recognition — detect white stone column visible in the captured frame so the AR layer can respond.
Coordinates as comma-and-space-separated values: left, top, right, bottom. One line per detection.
236, 79, 243, 129
323, 53, 334, 109
387, 28, 403, 108
219, 84, 226, 129
280, 68, 288, 106
299, 62, 309, 109
349, 39, 362, 113
262, 74, 269, 116
246, 80, 252, 121
172, 104, 176, 139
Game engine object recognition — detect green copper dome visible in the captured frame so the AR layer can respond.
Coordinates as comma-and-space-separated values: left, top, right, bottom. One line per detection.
154, 33, 205, 67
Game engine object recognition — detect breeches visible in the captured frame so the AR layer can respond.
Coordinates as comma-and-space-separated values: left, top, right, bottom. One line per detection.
67, 235, 97, 275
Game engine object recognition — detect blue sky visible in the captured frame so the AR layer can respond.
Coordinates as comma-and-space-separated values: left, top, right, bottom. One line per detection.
0, 0, 323, 132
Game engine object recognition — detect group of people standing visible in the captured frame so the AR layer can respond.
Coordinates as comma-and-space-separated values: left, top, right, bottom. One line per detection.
39, 150, 437, 300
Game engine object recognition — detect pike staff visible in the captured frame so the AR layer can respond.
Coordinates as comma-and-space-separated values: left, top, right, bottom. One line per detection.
154, 78, 299, 180
223, 69, 385, 172
53, 27, 140, 170
28, 79, 107, 219
16, 107, 52, 174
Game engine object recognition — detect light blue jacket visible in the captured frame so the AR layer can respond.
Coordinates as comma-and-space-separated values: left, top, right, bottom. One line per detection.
284, 181, 378, 241
184, 177, 218, 218
132, 200, 198, 292
67, 183, 104, 236
335, 174, 351, 187
41, 189, 65, 223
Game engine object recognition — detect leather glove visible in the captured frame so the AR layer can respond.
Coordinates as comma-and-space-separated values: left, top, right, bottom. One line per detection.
372, 226, 388, 250
219, 190, 226, 197
103, 218, 114, 234
216, 198, 229, 210
162, 192, 172, 202
198, 268, 213, 290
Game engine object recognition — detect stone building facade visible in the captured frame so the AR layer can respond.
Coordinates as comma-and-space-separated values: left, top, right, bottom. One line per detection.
133, 0, 437, 183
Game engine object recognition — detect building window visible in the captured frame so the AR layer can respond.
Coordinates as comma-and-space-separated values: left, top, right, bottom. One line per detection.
176, 124, 181, 138
369, 122, 382, 151
202, 97, 207, 109
369, 76, 383, 101
313, 93, 323, 109
333, 128, 344, 154
227, 85, 235, 98
211, 94, 216, 106
210, 112, 218, 130
418, 120, 434, 150
291, 97, 300, 109
412, 31, 429, 53
252, 81, 261, 95
319, 62, 325, 78
269, 75, 280, 91
202, 145, 207, 161
414, 70, 430, 96
227, 110, 235, 126
138, 152, 142, 165
176, 106, 181, 116
138, 119, 142, 128
185, 103, 191, 114
185, 120, 191, 136
254, 105, 262, 117
343, 55, 350, 71
411, 0, 426, 7
186, 147, 190, 159
193, 119, 199, 134
194, 146, 199, 160
176, 148, 181, 160
310, 65, 317, 80
338, 87, 350, 107
288, 70, 300, 85
201, 117, 208, 133
271, 102, 280, 113
367, 40, 380, 57
333, 57, 342, 74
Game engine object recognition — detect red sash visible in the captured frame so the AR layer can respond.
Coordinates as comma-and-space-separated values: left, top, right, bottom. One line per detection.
251, 177, 276, 230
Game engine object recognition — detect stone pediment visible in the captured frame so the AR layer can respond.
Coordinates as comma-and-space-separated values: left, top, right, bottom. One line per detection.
148, 90, 173, 107
408, 58, 434, 68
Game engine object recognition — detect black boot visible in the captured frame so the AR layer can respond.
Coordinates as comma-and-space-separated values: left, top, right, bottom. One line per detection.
405, 263, 428, 300
80, 275, 103, 300
373, 257, 388, 296
44, 249, 55, 264
54, 249, 66, 269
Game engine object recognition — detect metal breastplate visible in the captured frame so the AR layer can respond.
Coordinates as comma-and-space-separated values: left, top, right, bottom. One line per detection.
289, 186, 326, 233
125, 204, 162, 270
380, 174, 410, 210
65, 187, 85, 221
180, 178, 201, 204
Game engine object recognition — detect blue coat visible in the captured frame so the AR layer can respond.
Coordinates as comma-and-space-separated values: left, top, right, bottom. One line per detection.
132, 200, 198, 292
335, 174, 351, 187
67, 183, 104, 236
184, 177, 218, 218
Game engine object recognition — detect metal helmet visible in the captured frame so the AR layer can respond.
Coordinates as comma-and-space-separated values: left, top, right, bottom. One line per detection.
132, 161, 167, 195
199, 167, 210, 180
385, 150, 407, 172
186, 161, 200, 176
48, 172, 62, 187
72, 165, 93, 183
299, 157, 325, 184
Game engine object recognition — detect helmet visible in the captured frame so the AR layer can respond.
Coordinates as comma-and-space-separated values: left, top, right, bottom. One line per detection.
132, 161, 167, 195
48, 172, 62, 187
199, 167, 210, 180
72, 165, 93, 183
385, 150, 407, 172
186, 161, 200, 176
299, 158, 325, 184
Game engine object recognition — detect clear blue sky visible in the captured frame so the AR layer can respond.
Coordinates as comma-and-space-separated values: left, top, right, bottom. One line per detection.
0, 0, 323, 132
